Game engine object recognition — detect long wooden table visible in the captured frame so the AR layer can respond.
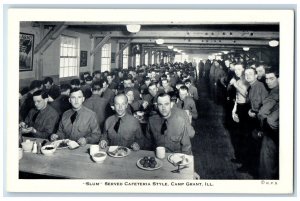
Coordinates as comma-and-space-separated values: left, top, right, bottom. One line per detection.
19, 138, 194, 179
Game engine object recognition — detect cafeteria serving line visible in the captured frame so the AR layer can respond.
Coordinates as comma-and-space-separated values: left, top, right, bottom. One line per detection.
18, 22, 279, 180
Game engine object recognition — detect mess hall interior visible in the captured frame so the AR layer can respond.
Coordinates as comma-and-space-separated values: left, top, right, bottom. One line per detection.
19, 21, 280, 180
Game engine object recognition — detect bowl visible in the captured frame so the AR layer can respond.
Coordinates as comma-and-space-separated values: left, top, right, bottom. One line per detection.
41, 145, 56, 156
21, 140, 34, 152
91, 151, 107, 163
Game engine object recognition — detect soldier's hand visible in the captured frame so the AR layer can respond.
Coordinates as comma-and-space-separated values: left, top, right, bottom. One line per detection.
77, 137, 87, 146
50, 134, 59, 142
131, 142, 140, 151
99, 140, 107, 149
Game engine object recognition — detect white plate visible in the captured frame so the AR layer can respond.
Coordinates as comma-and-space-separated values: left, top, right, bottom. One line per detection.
136, 158, 163, 171
167, 153, 192, 166
107, 146, 131, 158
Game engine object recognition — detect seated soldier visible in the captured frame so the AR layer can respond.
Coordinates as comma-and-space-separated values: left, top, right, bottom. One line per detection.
142, 82, 164, 114
176, 86, 198, 120
42, 77, 53, 90
50, 88, 101, 145
184, 79, 199, 101
125, 88, 144, 115
81, 75, 93, 99
83, 82, 109, 131
107, 72, 118, 90
47, 84, 61, 103
99, 94, 144, 150
140, 76, 151, 95
92, 70, 101, 82
43, 76, 59, 92
80, 72, 90, 84
123, 76, 141, 101
145, 93, 193, 154
100, 79, 115, 106
20, 80, 43, 121
161, 78, 174, 93
50, 84, 72, 116
20, 90, 59, 139
168, 91, 195, 138
70, 78, 81, 89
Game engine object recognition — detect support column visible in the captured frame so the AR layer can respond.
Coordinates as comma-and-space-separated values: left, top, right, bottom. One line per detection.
148, 49, 152, 65
90, 36, 95, 72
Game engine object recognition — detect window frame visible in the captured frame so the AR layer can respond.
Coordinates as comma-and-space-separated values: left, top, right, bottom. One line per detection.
59, 35, 80, 79
122, 46, 129, 69
101, 43, 112, 72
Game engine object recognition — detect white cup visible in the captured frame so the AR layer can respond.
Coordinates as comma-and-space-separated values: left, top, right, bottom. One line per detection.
19, 148, 23, 160
156, 146, 166, 159
90, 145, 100, 156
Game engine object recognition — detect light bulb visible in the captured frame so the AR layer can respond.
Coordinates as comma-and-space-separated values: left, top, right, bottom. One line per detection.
126, 25, 141, 33
269, 40, 279, 47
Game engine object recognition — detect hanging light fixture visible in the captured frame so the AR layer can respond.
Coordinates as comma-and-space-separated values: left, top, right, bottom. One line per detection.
173, 48, 178, 52
269, 40, 279, 47
243, 47, 250, 51
222, 51, 229, 54
126, 24, 141, 33
156, 39, 164, 45
168, 45, 173, 49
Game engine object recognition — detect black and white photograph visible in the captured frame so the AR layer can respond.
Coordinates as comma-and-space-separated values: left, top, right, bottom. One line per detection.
5, 8, 294, 194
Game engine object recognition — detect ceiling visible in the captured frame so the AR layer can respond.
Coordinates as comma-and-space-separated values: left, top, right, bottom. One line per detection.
35, 22, 280, 54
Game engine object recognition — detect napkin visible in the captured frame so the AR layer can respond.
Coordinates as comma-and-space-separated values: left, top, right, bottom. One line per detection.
67, 140, 80, 150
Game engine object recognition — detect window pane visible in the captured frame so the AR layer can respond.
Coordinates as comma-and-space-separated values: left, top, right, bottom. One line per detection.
59, 36, 79, 78
60, 58, 64, 67
100, 43, 111, 72
60, 68, 63, 78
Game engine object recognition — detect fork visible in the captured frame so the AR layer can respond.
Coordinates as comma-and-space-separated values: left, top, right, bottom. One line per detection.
171, 163, 189, 173
171, 160, 183, 173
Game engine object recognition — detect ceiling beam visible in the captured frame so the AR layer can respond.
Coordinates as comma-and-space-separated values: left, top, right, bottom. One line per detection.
117, 38, 270, 46
63, 21, 278, 26
91, 30, 278, 39
115, 39, 132, 57
90, 34, 111, 56
34, 23, 67, 54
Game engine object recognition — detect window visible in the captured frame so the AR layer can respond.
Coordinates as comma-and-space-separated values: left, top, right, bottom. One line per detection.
144, 52, 148, 66
175, 54, 188, 63
163, 57, 167, 63
156, 53, 160, 64
135, 54, 140, 67
122, 47, 129, 69
59, 36, 79, 78
151, 54, 154, 65
101, 43, 111, 72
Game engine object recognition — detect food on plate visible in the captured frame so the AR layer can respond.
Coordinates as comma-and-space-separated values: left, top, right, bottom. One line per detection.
168, 153, 191, 166
109, 146, 129, 157
139, 156, 158, 168
58, 141, 68, 148
44, 146, 54, 150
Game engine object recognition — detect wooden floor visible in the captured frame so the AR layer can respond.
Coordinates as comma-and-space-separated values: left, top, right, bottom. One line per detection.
192, 79, 253, 179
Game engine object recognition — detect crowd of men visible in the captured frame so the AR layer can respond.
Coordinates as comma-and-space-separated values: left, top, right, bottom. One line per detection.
19, 56, 279, 180
19, 62, 200, 178
198, 57, 279, 180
